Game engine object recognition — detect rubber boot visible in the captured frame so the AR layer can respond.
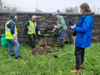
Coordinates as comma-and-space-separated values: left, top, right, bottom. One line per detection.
58, 42, 64, 50
57, 42, 61, 47
61, 42, 64, 49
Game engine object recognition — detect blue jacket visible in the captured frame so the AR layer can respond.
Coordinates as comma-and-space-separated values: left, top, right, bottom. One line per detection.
7, 18, 15, 35
74, 14, 94, 48
24, 20, 39, 31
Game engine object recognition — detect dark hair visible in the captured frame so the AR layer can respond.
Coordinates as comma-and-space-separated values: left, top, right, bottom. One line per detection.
80, 3, 91, 13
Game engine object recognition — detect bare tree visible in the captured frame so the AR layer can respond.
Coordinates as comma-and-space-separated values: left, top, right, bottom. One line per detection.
0, 0, 3, 11
63, 6, 79, 13
0, 0, 19, 11
91, 7, 100, 14
56, 9, 62, 14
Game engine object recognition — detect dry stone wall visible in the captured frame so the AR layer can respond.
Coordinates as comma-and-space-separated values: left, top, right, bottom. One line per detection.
0, 12, 100, 45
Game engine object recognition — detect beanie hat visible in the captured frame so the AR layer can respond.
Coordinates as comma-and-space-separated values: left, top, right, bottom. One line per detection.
9, 13, 17, 18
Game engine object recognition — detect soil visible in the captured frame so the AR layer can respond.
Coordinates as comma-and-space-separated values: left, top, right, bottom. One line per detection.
31, 46, 58, 56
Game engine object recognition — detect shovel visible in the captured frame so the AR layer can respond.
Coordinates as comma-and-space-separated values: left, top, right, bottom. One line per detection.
54, 51, 72, 58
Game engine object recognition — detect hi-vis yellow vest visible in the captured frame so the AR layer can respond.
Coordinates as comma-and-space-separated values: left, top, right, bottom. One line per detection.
5, 20, 17, 39
28, 20, 36, 35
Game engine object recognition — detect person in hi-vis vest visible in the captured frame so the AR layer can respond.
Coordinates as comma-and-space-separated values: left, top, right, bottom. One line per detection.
5, 13, 22, 59
24, 15, 41, 50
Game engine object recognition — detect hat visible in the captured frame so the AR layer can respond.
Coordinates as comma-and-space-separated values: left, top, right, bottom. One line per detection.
52, 12, 58, 16
9, 13, 17, 18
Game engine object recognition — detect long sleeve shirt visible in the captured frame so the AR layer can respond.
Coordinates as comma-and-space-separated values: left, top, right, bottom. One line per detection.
54, 15, 67, 33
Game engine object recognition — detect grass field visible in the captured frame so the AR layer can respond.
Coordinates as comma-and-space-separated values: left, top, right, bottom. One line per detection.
0, 43, 100, 75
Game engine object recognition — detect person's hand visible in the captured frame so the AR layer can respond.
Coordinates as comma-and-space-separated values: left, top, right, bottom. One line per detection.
74, 24, 76, 27
29, 30, 31, 32
71, 25, 76, 29
52, 29, 55, 32
54, 25, 58, 28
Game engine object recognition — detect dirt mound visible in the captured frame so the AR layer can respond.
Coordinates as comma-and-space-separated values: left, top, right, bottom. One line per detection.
31, 46, 58, 56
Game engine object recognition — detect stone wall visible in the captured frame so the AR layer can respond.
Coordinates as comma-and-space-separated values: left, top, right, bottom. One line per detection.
0, 11, 100, 45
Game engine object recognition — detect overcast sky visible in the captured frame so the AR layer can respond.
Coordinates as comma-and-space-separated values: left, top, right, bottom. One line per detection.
3, 0, 100, 12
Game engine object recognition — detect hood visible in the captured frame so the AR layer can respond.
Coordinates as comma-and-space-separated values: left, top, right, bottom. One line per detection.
86, 12, 95, 19
7, 17, 15, 22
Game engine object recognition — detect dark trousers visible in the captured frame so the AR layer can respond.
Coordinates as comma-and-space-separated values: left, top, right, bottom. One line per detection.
75, 46, 85, 70
29, 34, 35, 48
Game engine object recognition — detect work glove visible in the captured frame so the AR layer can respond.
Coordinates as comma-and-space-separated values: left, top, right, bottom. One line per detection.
13, 34, 17, 42
15, 36, 18, 42
38, 31, 41, 35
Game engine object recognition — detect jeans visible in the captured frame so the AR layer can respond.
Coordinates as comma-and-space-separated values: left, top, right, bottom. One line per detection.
75, 46, 85, 70
8, 39, 19, 57
59, 30, 66, 42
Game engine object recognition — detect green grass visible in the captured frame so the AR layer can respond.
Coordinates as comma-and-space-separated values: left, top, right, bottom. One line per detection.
0, 43, 100, 75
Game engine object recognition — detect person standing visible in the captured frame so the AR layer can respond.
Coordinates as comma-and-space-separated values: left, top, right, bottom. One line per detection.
5, 13, 22, 59
70, 3, 94, 73
52, 12, 67, 50
24, 15, 41, 50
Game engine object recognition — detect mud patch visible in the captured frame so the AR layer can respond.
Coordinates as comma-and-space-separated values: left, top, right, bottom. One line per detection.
31, 46, 58, 56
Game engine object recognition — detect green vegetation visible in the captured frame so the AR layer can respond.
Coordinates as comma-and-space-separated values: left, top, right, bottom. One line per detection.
52, 32, 56, 37
46, 34, 50, 37
66, 21, 68, 24
0, 43, 100, 75
18, 22, 23, 26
